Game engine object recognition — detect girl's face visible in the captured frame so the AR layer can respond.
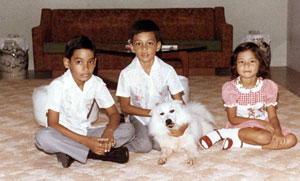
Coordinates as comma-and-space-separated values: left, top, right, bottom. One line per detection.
236, 50, 260, 80
130, 32, 161, 65
63, 49, 96, 90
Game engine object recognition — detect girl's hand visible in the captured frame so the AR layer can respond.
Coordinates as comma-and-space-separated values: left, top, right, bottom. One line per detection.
169, 123, 188, 137
272, 131, 285, 149
258, 120, 274, 133
86, 137, 109, 155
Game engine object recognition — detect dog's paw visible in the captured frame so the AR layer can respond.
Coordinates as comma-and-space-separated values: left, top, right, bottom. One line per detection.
158, 158, 167, 165
187, 158, 196, 165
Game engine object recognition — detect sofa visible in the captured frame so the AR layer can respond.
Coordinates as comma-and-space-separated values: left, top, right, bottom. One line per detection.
32, 7, 233, 77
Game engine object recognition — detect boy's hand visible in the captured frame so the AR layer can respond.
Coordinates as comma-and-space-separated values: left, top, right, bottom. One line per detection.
100, 127, 116, 153
168, 123, 188, 137
87, 137, 109, 155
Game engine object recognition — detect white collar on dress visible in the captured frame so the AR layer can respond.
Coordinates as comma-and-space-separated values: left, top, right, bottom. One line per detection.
235, 76, 263, 93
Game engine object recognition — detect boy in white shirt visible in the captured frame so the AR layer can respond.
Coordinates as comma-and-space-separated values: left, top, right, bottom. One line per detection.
116, 20, 187, 153
35, 36, 134, 168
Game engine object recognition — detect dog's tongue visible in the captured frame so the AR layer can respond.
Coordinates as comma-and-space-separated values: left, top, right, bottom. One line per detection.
167, 123, 175, 128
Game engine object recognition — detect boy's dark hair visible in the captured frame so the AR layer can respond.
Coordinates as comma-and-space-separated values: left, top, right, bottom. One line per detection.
230, 42, 270, 79
65, 35, 96, 59
129, 19, 161, 42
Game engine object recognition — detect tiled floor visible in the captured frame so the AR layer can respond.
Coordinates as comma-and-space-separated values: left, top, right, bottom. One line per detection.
26, 67, 300, 97
270, 67, 300, 97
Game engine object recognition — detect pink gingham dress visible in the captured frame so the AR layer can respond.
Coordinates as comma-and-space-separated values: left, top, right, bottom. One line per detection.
222, 77, 291, 135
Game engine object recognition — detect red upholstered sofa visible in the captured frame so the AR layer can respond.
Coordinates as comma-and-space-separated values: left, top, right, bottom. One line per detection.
32, 7, 233, 77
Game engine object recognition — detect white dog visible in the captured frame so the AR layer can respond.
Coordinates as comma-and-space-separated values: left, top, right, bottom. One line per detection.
148, 100, 215, 165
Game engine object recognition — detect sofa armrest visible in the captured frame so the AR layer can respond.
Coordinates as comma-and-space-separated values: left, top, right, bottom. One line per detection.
32, 8, 52, 71
214, 7, 233, 67
218, 23, 233, 49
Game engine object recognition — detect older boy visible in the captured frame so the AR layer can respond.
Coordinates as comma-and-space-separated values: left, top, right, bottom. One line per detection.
35, 36, 134, 168
116, 20, 187, 153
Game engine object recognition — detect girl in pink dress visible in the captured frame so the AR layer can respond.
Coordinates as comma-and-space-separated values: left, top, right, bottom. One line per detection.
199, 42, 297, 150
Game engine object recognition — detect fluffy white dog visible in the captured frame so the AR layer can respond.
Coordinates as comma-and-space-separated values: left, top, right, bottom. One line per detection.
148, 100, 215, 165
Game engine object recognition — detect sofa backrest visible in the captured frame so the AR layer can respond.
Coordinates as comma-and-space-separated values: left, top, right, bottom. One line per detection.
49, 8, 216, 43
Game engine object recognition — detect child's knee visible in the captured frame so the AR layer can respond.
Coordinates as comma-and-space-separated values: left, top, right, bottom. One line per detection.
137, 141, 153, 153
286, 133, 297, 148
35, 128, 54, 149
133, 138, 153, 153
256, 130, 272, 145
125, 123, 135, 138
117, 123, 135, 139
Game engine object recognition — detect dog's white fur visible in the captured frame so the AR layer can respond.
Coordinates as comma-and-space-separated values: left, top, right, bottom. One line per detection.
149, 100, 215, 165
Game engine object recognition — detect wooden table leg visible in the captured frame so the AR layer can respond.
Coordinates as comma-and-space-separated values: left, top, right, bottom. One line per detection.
179, 51, 189, 77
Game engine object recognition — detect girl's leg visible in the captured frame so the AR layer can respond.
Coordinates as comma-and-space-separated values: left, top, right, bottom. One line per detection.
238, 127, 272, 145
199, 128, 244, 149
222, 127, 271, 150
262, 133, 297, 150
199, 129, 224, 149
199, 127, 267, 149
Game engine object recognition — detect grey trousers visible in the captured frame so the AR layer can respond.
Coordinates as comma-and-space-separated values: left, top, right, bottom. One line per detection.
124, 116, 161, 153
35, 123, 135, 163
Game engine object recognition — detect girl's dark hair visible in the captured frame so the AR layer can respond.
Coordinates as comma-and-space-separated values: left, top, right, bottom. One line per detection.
65, 35, 96, 59
129, 19, 161, 42
230, 42, 270, 79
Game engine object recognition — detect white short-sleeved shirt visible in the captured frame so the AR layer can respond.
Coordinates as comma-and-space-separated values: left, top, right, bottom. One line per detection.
116, 56, 184, 125
47, 69, 115, 135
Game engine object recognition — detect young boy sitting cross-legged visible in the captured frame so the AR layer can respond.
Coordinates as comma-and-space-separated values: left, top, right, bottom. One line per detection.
35, 35, 134, 168
116, 19, 188, 153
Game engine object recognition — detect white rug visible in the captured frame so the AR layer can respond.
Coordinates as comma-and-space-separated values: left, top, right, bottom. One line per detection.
0, 76, 299, 180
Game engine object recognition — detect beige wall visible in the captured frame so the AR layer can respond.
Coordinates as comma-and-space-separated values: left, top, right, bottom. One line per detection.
0, 0, 288, 70
287, 0, 300, 72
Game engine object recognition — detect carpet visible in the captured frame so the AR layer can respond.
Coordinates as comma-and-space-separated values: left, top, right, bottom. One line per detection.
0, 76, 299, 180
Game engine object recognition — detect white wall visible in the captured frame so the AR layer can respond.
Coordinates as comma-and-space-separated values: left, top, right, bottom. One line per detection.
287, 0, 300, 72
0, 0, 287, 70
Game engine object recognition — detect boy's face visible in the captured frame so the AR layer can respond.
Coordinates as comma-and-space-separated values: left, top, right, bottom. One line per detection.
130, 32, 161, 64
63, 49, 96, 88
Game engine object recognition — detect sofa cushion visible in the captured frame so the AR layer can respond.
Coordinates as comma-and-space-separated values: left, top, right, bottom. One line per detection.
43, 41, 127, 53
49, 8, 216, 42
43, 42, 65, 53
43, 40, 221, 54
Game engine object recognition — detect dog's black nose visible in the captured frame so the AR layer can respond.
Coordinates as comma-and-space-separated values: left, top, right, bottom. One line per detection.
166, 119, 172, 125
165, 119, 175, 128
